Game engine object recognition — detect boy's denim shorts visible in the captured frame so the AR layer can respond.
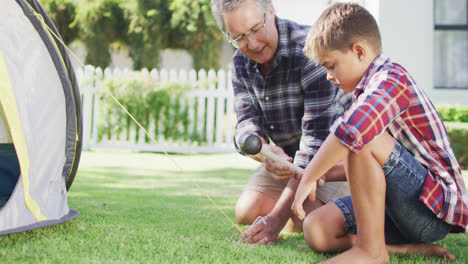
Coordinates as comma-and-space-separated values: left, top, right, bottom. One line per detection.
331, 140, 452, 244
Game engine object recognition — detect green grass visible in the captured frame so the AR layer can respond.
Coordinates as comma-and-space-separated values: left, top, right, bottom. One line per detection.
0, 150, 467, 263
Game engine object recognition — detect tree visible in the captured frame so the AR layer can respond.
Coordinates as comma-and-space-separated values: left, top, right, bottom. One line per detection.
168, 0, 225, 70
126, 0, 170, 70
74, 0, 128, 67
43, 0, 226, 70
40, 0, 80, 44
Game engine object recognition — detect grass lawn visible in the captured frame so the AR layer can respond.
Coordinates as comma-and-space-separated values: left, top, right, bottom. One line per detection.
0, 150, 467, 263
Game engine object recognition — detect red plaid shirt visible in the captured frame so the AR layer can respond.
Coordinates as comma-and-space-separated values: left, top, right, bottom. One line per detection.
331, 54, 468, 233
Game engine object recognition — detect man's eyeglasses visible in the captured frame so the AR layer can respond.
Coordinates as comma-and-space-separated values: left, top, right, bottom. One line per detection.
227, 13, 266, 49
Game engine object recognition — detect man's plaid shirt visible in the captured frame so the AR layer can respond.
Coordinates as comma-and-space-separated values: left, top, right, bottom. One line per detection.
331, 54, 468, 232
232, 17, 351, 169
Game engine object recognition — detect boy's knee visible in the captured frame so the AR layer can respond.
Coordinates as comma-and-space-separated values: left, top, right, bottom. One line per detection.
303, 212, 331, 253
303, 203, 347, 253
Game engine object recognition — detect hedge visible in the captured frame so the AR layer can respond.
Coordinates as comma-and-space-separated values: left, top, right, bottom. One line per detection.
445, 122, 468, 169
436, 105, 468, 123
98, 78, 194, 143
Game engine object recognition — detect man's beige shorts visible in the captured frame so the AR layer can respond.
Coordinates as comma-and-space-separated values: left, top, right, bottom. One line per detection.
244, 164, 350, 203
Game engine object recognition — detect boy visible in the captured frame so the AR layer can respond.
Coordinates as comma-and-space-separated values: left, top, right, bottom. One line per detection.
291, 3, 468, 263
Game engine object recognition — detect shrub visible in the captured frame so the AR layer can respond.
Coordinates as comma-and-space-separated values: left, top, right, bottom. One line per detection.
44, 0, 225, 70
436, 105, 468, 123
99, 76, 191, 143
41, 0, 80, 44
445, 122, 468, 169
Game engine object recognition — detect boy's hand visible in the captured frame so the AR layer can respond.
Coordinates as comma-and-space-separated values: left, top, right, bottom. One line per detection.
292, 181, 317, 220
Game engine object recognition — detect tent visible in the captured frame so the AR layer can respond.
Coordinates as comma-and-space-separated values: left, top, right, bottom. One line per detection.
0, 0, 82, 235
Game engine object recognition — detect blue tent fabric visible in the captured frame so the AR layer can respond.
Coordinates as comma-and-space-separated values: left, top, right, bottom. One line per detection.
0, 144, 20, 207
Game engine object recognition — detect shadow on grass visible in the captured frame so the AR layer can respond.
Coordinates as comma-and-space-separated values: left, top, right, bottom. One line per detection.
72, 166, 253, 200
68, 166, 254, 232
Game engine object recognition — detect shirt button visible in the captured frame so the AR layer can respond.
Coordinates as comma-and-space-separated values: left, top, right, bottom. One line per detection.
270, 125, 274, 129
265, 96, 269, 101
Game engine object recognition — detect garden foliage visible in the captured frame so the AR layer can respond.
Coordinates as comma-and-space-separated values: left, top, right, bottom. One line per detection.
436, 105, 468, 123
41, 0, 225, 70
98, 77, 195, 143
445, 122, 468, 169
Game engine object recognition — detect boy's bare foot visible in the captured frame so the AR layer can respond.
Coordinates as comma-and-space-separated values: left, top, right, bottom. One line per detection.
321, 246, 389, 264
387, 243, 456, 261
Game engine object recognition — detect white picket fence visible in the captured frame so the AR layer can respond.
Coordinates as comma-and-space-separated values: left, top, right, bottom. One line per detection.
77, 66, 237, 153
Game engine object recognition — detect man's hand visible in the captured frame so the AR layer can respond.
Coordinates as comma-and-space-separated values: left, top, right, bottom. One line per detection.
263, 145, 296, 181
240, 215, 282, 245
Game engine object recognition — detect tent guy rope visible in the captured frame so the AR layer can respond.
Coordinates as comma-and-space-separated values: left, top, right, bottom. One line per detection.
25, 2, 245, 237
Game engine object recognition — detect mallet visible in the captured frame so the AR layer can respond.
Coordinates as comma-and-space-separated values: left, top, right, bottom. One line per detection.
239, 134, 325, 187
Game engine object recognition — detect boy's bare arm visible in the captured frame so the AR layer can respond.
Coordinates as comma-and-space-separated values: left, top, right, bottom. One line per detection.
292, 134, 350, 220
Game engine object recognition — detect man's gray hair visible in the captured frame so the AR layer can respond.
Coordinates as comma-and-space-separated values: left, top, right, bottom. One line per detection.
211, 0, 272, 34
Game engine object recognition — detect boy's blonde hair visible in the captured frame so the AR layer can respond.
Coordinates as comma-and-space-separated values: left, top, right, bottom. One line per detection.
304, 3, 381, 62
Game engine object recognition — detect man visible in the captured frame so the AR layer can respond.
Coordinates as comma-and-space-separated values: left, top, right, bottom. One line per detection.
211, 0, 352, 244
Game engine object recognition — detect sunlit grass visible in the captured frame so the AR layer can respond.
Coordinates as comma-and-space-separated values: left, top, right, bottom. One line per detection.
0, 150, 466, 263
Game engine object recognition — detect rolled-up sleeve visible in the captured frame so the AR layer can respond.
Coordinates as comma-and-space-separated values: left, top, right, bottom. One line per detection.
232, 66, 269, 154
331, 73, 411, 153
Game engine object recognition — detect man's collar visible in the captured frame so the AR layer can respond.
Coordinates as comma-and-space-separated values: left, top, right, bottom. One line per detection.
274, 16, 291, 59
